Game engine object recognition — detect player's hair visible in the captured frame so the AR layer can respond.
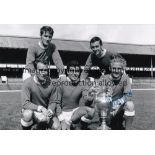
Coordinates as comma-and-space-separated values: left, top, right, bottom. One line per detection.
34, 60, 49, 70
40, 26, 54, 36
110, 57, 127, 68
66, 60, 81, 72
90, 36, 103, 46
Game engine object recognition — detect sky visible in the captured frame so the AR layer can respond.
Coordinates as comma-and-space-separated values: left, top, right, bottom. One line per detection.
0, 24, 155, 45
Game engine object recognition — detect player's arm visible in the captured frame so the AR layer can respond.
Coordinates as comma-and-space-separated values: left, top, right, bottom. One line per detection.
81, 85, 97, 107
48, 84, 62, 117
22, 81, 46, 113
25, 46, 36, 75
112, 94, 128, 107
52, 47, 65, 77
112, 77, 132, 108
80, 54, 93, 80
123, 76, 132, 101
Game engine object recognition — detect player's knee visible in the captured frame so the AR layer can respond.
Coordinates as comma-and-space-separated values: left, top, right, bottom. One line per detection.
52, 117, 61, 130
80, 107, 95, 123
124, 101, 135, 116
21, 109, 33, 127
22, 109, 33, 122
61, 121, 70, 130
52, 123, 61, 130
86, 107, 95, 119
125, 101, 135, 111
71, 107, 87, 123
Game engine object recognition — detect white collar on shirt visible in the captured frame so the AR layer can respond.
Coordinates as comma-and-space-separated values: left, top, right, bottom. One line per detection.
33, 75, 40, 84
38, 41, 48, 49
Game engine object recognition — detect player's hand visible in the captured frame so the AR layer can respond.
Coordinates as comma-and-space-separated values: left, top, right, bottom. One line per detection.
88, 86, 100, 96
47, 109, 54, 118
110, 110, 116, 116
87, 86, 98, 102
110, 107, 120, 116
59, 74, 67, 81
40, 106, 49, 117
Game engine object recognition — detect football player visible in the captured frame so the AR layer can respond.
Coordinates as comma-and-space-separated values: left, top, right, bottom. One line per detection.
96, 57, 135, 130
23, 26, 66, 81
56, 60, 95, 130
21, 60, 61, 130
80, 36, 122, 80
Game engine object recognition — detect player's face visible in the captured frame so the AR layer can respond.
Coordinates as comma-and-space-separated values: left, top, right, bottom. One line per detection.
90, 41, 103, 58
67, 66, 80, 82
111, 62, 124, 80
41, 31, 53, 47
36, 62, 49, 82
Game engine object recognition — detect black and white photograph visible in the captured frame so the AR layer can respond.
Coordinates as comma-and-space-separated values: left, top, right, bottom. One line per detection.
0, 24, 154, 130
1, 0, 155, 155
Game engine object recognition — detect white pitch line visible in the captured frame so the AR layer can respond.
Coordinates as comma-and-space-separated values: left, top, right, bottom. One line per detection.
0, 90, 21, 93
132, 89, 155, 91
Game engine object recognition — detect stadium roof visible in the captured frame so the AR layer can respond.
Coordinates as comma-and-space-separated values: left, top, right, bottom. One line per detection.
0, 35, 155, 55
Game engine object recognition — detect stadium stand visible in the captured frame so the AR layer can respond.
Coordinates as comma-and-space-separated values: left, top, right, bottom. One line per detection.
0, 35, 155, 90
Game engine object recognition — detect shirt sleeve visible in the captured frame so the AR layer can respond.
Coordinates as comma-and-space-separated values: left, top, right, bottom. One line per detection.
123, 76, 132, 101
22, 80, 38, 111
25, 46, 36, 73
81, 85, 95, 108
48, 84, 62, 115
52, 47, 65, 75
80, 54, 93, 80
112, 76, 132, 108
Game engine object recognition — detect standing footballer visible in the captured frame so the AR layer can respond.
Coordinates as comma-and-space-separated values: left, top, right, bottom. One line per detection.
80, 36, 122, 80
23, 26, 65, 81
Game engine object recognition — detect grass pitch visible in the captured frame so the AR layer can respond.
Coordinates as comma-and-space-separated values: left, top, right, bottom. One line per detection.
0, 89, 154, 130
